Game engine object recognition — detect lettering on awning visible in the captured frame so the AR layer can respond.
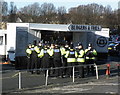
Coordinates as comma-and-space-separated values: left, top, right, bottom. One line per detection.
68, 24, 102, 31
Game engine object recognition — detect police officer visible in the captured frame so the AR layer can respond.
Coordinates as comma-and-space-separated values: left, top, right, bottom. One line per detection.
60, 42, 69, 77
39, 43, 50, 77
37, 41, 43, 74
60, 44, 65, 77
48, 43, 54, 75
65, 42, 77, 77
64, 42, 70, 76
53, 42, 62, 77
85, 43, 97, 75
31, 40, 40, 74
76, 42, 85, 78
26, 43, 32, 71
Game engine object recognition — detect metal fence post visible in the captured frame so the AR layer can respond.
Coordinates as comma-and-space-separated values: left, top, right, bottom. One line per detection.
45, 69, 49, 86
117, 63, 120, 76
19, 71, 22, 89
73, 66, 75, 83
95, 65, 99, 79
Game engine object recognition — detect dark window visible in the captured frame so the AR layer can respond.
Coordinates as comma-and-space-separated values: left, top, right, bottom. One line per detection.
0, 36, 3, 45
5, 34, 7, 45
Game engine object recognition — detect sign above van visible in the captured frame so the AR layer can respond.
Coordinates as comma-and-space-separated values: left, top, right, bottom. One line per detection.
68, 24, 102, 31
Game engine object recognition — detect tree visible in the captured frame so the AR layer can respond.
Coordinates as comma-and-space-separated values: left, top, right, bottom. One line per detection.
8, 2, 17, 22
30, 3, 40, 16
20, 2, 40, 16
40, 3, 56, 15
58, 6, 66, 15
57, 6, 67, 23
2, 1, 8, 16
0, 0, 8, 22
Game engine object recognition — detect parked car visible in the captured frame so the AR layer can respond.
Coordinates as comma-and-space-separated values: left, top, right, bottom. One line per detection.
108, 41, 120, 56
115, 41, 120, 55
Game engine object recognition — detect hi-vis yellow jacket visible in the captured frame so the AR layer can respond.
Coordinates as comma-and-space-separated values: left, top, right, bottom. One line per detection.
65, 49, 77, 62
85, 49, 97, 60
76, 49, 85, 63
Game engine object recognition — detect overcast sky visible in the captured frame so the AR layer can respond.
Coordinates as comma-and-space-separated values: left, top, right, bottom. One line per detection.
4, 0, 120, 10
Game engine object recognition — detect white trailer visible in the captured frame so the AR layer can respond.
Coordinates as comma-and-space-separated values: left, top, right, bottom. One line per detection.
7, 23, 109, 64
7, 23, 41, 64
0, 30, 7, 62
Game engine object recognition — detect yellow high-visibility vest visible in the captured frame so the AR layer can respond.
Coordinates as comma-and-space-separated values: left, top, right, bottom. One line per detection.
26, 48, 32, 54
77, 49, 85, 62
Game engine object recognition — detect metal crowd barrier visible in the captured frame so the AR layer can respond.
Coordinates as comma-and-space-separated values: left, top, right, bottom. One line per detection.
1, 62, 120, 90
1, 64, 99, 89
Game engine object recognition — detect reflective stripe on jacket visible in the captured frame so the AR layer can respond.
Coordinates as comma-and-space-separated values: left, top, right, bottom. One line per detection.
86, 57, 95, 60
77, 58, 85, 62
65, 49, 77, 62
67, 58, 76, 62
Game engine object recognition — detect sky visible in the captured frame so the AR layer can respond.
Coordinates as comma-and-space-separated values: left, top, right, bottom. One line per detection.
3, 0, 120, 10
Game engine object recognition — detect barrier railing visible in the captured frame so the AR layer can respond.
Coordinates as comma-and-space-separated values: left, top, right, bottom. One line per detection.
1, 62, 120, 90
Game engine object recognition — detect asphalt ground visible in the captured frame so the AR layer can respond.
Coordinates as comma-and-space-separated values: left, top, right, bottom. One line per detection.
12, 75, 119, 94
1, 56, 120, 94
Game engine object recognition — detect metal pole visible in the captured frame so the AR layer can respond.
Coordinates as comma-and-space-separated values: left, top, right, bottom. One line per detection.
117, 64, 120, 76
73, 66, 75, 83
45, 69, 49, 86
19, 71, 22, 89
95, 65, 99, 79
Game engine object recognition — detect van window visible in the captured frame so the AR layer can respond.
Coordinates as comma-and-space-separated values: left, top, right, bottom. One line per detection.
0, 36, 3, 45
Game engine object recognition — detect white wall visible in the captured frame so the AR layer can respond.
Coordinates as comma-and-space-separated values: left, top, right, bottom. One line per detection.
7, 23, 29, 56
95, 28, 109, 53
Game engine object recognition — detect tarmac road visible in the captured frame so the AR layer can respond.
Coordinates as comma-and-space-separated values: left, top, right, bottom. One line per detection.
1, 56, 120, 94
13, 75, 119, 94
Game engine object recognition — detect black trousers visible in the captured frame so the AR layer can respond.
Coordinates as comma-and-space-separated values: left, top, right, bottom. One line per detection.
27, 57, 31, 71
53, 58, 62, 76
61, 56, 67, 76
31, 53, 38, 73
36, 57, 42, 73
78, 62, 84, 78
49, 57, 55, 75
67, 62, 75, 77
41, 55, 50, 77
37, 58, 42, 68
86, 59, 95, 75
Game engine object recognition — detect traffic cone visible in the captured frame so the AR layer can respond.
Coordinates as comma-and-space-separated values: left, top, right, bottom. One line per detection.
106, 64, 110, 78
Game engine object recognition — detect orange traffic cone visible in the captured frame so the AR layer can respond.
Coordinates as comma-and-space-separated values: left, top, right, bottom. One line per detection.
106, 64, 110, 78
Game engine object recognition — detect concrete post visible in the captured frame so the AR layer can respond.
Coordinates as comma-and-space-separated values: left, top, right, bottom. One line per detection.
95, 65, 99, 79
73, 66, 75, 83
19, 71, 22, 89
45, 69, 49, 86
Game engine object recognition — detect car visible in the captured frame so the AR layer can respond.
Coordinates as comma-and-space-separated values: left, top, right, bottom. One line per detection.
108, 41, 114, 45
115, 41, 120, 55
108, 42, 120, 56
